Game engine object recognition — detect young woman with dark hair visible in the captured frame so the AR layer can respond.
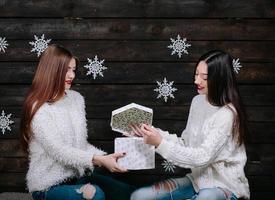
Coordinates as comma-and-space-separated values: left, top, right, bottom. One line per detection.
130, 50, 250, 200
20, 44, 133, 200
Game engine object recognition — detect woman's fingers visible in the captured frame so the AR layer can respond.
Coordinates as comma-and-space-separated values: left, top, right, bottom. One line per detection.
112, 152, 126, 159
128, 124, 137, 136
129, 124, 143, 136
145, 124, 155, 132
111, 153, 128, 172
105, 153, 128, 172
140, 124, 153, 136
142, 124, 160, 136
142, 124, 157, 133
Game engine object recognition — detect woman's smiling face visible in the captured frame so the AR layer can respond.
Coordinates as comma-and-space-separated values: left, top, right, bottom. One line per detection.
194, 61, 208, 95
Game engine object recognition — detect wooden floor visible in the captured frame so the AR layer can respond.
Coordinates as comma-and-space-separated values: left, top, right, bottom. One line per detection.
0, 1, 275, 199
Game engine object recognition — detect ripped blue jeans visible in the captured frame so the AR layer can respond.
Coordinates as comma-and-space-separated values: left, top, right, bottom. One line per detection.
130, 176, 238, 200
31, 170, 135, 200
32, 176, 105, 200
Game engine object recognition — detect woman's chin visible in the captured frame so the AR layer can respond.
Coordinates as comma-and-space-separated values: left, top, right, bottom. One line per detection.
197, 90, 206, 95
65, 85, 71, 90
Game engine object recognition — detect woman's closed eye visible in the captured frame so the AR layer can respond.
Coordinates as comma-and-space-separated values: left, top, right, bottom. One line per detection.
195, 73, 208, 80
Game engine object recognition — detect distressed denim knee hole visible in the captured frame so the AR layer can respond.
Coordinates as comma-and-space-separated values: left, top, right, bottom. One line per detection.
76, 183, 96, 199
154, 179, 178, 193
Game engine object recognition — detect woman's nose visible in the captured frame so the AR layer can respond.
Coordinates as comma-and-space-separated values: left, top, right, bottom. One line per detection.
68, 71, 74, 79
194, 76, 200, 84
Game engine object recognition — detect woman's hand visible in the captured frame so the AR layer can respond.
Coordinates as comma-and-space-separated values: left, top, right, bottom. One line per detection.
129, 123, 143, 137
140, 124, 162, 147
92, 153, 128, 173
130, 124, 162, 147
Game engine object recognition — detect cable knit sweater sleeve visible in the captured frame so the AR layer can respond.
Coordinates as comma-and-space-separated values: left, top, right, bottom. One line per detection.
155, 107, 234, 168
154, 95, 196, 145
155, 128, 185, 146
32, 106, 95, 169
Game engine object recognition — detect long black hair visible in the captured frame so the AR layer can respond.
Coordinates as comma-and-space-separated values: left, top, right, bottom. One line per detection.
196, 50, 248, 146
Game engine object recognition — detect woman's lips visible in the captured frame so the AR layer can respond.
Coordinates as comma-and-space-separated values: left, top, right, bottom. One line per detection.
197, 86, 204, 90
65, 80, 72, 85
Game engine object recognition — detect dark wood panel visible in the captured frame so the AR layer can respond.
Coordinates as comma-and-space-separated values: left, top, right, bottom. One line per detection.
89, 106, 275, 121
1, 19, 275, 40
1, 157, 275, 180
1, 157, 274, 177
0, 157, 189, 174
0, 0, 274, 197
0, 0, 275, 18
0, 139, 26, 157
250, 192, 275, 200
1, 41, 275, 62
1, 85, 275, 107
0, 62, 274, 84
0, 104, 274, 122
1, 140, 275, 165
1, 118, 274, 144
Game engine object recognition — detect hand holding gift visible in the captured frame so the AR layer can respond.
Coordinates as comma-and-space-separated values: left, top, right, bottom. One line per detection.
110, 103, 155, 170
130, 124, 162, 147
92, 153, 128, 173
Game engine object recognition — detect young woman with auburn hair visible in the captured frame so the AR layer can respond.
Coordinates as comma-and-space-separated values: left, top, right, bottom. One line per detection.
20, 44, 133, 200
130, 50, 250, 200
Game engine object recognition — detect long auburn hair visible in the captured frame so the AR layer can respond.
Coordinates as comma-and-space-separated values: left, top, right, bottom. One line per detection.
196, 50, 248, 146
20, 44, 77, 152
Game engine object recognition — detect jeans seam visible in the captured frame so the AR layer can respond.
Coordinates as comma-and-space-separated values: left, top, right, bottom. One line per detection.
44, 191, 47, 200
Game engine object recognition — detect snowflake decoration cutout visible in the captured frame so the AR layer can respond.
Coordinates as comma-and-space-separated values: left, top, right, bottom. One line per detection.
0, 37, 9, 53
154, 78, 177, 102
0, 110, 14, 134
29, 34, 51, 57
167, 34, 191, 58
84, 55, 107, 79
232, 58, 242, 74
162, 160, 176, 173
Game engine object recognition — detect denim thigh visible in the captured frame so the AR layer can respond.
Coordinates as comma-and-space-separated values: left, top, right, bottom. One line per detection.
131, 176, 196, 200
90, 171, 136, 200
192, 187, 238, 200
32, 183, 105, 200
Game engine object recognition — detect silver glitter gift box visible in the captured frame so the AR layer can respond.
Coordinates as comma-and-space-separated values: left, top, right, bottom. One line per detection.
110, 103, 153, 136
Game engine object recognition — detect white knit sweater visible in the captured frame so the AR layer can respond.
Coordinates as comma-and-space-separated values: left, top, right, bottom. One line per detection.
156, 94, 250, 199
26, 90, 106, 192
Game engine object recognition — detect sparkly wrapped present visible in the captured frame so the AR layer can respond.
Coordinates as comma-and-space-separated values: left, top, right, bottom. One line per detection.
114, 137, 155, 170
110, 103, 153, 136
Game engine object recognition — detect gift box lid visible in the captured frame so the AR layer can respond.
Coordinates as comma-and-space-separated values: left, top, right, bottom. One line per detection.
110, 103, 153, 136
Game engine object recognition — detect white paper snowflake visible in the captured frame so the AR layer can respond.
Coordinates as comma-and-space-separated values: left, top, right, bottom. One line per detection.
232, 58, 242, 74
167, 34, 191, 58
29, 34, 51, 57
84, 55, 107, 79
0, 37, 9, 53
0, 110, 14, 134
154, 78, 177, 102
161, 160, 176, 173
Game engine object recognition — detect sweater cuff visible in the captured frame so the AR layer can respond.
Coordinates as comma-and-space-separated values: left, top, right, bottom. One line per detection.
82, 152, 95, 171
155, 139, 171, 158
95, 151, 107, 157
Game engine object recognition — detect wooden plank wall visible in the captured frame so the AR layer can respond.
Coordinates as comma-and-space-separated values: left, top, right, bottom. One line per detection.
0, 0, 275, 199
